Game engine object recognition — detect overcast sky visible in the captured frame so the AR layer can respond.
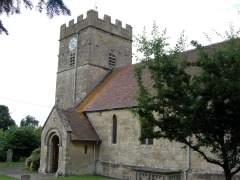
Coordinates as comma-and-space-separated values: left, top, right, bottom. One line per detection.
0, 0, 239, 126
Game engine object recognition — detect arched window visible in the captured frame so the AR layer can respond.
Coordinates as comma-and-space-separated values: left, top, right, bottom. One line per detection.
112, 115, 117, 144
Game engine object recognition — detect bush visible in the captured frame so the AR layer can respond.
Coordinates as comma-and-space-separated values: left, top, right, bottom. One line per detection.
25, 148, 40, 171
0, 149, 6, 162
5, 127, 41, 161
0, 129, 7, 161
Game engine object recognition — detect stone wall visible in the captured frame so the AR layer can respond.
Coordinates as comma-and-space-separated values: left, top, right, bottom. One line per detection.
65, 142, 96, 175
39, 108, 69, 175
86, 109, 226, 179
39, 108, 98, 176
55, 69, 75, 109
74, 64, 110, 104
56, 10, 132, 109
59, 10, 132, 41
96, 161, 136, 179
190, 173, 240, 180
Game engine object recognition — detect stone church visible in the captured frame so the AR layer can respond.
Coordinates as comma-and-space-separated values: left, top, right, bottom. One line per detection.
39, 10, 232, 180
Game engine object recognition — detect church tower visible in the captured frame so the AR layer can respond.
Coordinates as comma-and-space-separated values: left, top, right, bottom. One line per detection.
55, 10, 132, 109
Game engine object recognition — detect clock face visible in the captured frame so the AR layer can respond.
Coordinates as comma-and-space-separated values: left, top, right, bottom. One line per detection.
68, 37, 77, 51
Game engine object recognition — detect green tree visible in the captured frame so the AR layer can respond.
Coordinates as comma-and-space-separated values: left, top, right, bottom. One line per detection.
0, 129, 7, 161
20, 115, 39, 128
5, 127, 41, 161
0, 105, 15, 131
134, 28, 240, 180
0, 0, 70, 35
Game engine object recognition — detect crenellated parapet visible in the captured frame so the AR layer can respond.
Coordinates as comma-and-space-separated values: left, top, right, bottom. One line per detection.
60, 10, 132, 41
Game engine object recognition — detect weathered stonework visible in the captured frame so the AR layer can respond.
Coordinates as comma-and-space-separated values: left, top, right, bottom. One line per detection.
86, 109, 228, 179
39, 108, 70, 175
56, 10, 132, 109
66, 143, 96, 175
59, 10, 132, 41
40, 10, 240, 180
87, 110, 188, 170
39, 108, 97, 176
40, 9, 133, 176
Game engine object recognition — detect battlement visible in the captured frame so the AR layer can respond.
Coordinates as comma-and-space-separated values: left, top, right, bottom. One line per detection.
60, 10, 132, 41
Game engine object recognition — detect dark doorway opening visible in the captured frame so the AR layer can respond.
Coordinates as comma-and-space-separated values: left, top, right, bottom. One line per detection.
51, 135, 59, 173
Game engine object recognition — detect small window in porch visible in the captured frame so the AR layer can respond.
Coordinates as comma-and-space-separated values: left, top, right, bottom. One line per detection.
84, 145, 88, 154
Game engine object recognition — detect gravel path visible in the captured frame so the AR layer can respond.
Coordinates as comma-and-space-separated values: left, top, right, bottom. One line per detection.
0, 165, 54, 180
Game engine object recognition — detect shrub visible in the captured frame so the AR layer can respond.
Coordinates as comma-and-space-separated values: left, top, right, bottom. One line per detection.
5, 127, 40, 161
0, 149, 6, 162
26, 148, 40, 171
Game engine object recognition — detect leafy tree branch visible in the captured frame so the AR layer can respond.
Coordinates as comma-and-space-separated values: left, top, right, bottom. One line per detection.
134, 26, 240, 180
0, 0, 70, 35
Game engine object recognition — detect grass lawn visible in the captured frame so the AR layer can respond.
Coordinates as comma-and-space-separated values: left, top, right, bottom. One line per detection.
0, 175, 17, 180
50, 175, 113, 180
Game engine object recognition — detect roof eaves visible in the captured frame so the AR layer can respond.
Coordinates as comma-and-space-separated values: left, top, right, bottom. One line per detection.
71, 138, 102, 144
84, 106, 138, 113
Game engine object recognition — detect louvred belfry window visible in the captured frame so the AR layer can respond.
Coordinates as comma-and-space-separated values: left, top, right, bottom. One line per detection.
109, 53, 116, 68
69, 52, 75, 68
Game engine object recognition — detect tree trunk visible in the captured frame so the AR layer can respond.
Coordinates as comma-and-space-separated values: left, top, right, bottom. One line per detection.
225, 175, 232, 180
224, 169, 232, 180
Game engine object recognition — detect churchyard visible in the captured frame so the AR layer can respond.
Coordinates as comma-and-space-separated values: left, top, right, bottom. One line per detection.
0, 162, 112, 180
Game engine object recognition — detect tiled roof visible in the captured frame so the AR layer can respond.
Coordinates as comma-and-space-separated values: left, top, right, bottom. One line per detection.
61, 110, 100, 142
76, 64, 152, 112
76, 41, 227, 113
